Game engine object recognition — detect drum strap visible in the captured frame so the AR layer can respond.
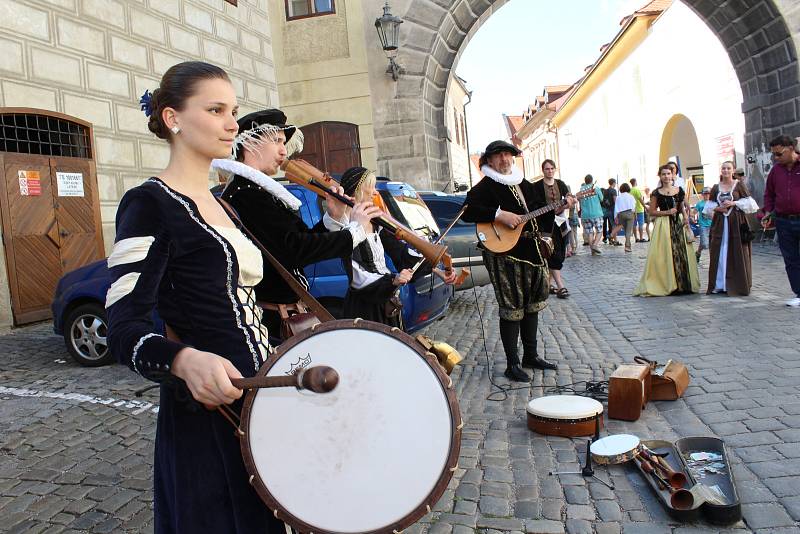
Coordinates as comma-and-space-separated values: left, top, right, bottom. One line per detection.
217, 198, 335, 323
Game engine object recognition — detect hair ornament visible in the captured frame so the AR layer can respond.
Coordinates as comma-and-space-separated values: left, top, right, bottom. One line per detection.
139, 90, 154, 117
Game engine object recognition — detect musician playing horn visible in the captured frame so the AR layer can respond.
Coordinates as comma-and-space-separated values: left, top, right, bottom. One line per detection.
462, 140, 564, 382
338, 166, 457, 327
213, 109, 380, 338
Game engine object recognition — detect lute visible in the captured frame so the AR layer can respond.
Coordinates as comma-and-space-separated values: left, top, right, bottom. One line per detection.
476, 188, 597, 253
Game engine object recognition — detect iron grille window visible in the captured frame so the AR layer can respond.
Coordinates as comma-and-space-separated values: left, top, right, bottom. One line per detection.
0, 113, 91, 158
285, 0, 335, 20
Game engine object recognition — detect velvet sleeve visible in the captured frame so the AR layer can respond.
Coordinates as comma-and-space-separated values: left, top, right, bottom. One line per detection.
232, 187, 354, 268
461, 180, 498, 223
106, 187, 187, 382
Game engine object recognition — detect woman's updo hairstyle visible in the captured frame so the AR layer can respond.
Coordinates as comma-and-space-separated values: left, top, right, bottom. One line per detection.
147, 61, 230, 141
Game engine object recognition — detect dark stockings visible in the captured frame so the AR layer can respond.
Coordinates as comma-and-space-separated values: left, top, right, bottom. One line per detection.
499, 313, 539, 367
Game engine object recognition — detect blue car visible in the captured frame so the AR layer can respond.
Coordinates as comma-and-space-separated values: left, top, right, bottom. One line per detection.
52, 179, 452, 366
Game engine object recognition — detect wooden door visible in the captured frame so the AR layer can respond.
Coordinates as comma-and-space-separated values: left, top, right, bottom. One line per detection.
0, 154, 62, 323
0, 155, 103, 324
51, 158, 103, 272
297, 122, 362, 175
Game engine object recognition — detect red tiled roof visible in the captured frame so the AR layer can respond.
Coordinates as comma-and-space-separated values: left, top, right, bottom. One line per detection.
470, 154, 484, 177
505, 115, 525, 135
544, 85, 572, 94
634, 0, 672, 15
620, 0, 672, 25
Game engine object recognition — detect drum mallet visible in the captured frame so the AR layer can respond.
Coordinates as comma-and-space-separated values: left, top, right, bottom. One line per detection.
231, 366, 339, 393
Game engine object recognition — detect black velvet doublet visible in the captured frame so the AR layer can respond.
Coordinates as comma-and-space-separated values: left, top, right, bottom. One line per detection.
107, 178, 284, 534
221, 174, 354, 304
342, 228, 428, 326
462, 176, 546, 264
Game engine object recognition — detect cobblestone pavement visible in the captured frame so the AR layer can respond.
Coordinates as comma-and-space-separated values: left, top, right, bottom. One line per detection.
1, 242, 799, 533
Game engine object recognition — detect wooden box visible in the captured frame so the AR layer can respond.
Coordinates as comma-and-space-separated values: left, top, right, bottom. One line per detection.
608, 364, 650, 421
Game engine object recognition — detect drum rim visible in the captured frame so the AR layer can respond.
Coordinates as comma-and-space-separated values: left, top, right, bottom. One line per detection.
238, 319, 463, 534
590, 434, 643, 465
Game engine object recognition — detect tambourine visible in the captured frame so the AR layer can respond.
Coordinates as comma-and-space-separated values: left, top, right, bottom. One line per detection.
590, 434, 642, 465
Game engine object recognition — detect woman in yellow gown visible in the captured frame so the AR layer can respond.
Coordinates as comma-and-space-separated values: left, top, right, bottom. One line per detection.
634, 165, 700, 296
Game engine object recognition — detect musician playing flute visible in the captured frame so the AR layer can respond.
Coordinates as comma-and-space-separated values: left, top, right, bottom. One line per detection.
337, 166, 457, 327
213, 109, 380, 338
462, 140, 564, 382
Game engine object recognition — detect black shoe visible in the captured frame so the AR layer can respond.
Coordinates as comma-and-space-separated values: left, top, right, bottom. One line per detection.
504, 365, 531, 382
531, 357, 557, 370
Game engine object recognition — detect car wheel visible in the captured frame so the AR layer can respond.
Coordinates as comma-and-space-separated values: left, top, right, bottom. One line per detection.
64, 303, 113, 367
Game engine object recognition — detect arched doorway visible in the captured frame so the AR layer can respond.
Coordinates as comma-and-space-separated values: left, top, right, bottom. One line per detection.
370, 0, 800, 189
659, 113, 703, 193
0, 109, 104, 324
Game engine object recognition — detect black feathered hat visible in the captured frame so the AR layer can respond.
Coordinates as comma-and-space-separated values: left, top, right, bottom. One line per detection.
233, 108, 296, 159
478, 140, 522, 168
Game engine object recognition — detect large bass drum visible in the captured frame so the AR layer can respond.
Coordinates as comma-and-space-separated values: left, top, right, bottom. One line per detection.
239, 319, 462, 534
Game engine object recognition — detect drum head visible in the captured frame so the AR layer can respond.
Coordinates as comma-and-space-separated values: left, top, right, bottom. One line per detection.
591, 434, 640, 457
526, 395, 603, 420
240, 320, 460, 534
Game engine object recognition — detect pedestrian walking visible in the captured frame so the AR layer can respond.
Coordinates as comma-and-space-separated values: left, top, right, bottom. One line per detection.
601, 178, 619, 245
703, 161, 757, 295
461, 140, 558, 382
610, 183, 636, 252
567, 200, 580, 256
642, 187, 652, 240
694, 187, 713, 261
534, 159, 575, 298
763, 135, 800, 307
634, 164, 699, 296
629, 178, 648, 242
579, 174, 605, 255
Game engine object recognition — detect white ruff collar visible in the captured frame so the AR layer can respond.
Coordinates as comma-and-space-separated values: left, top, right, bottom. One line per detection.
481, 164, 523, 186
211, 159, 302, 211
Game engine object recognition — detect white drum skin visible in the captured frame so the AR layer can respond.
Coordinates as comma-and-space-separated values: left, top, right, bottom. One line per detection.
239, 321, 461, 534
590, 434, 642, 465
526, 395, 604, 437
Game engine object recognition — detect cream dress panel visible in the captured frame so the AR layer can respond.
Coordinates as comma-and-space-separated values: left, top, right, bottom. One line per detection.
213, 225, 271, 360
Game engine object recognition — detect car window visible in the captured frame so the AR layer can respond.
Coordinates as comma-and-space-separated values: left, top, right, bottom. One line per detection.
425, 199, 470, 230
380, 190, 441, 239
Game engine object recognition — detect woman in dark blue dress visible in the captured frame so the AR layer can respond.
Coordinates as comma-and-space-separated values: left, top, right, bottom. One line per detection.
106, 62, 285, 533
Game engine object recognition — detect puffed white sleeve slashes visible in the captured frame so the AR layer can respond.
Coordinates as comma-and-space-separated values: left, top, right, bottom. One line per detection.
106, 187, 187, 382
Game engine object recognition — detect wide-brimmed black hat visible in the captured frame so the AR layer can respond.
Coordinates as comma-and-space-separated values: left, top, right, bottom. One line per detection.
483, 140, 521, 157
236, 109, 296, 142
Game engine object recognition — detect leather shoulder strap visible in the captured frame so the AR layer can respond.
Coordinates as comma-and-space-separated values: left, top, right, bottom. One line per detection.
217, 197, 335, 323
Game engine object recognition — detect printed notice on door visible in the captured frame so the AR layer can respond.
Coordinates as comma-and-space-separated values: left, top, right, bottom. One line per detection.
18, 170, 42, 196
56, 172, 85, 197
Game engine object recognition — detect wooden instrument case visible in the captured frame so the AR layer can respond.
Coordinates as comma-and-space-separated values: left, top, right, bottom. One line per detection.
608, 364, 650, 421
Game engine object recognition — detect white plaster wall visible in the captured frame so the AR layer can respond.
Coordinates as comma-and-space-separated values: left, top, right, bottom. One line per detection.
557, 1, 745, 194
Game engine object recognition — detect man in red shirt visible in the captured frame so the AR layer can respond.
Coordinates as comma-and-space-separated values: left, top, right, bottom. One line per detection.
763, 135, 800, 307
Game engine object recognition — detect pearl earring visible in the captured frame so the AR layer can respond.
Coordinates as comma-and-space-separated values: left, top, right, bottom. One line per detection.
171, 126, 181, 134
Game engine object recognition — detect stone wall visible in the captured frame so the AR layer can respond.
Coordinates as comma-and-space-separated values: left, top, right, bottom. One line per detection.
0, 0, 278, 254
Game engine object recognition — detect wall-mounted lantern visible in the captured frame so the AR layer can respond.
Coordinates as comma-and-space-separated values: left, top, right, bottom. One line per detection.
375, 2, 404, 81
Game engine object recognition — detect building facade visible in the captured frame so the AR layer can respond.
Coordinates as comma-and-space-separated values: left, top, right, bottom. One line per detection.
266, 0, 376, 174
552, 0, 746, 194
0, 0, 278, 329
445, 74, 470, 190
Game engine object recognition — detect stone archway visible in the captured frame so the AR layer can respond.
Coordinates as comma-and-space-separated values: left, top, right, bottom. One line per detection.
659, 113, 702, 178
373, 0, 800, 191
